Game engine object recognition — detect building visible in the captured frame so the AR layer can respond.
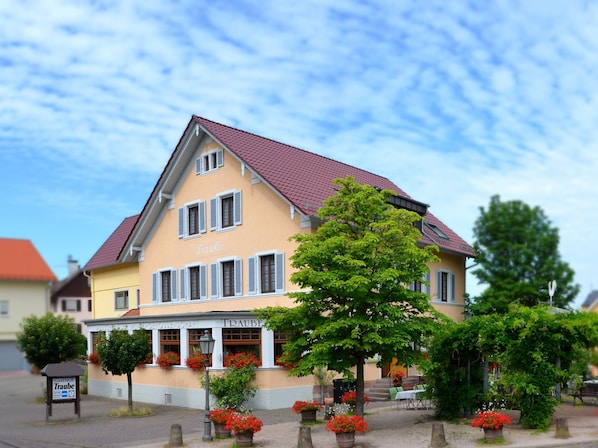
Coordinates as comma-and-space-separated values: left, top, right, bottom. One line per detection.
85, 116, 475, 409
50, 256, 92, 335
0, 238, 56, 371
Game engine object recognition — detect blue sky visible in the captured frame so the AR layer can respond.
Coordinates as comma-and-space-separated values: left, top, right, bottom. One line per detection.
2, 0, 597, 308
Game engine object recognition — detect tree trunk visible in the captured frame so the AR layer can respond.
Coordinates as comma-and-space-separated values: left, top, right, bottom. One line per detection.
127, 372, 133, 412
355, 357, 365, 416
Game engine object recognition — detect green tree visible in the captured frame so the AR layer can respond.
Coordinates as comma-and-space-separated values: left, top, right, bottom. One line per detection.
16, 312, 87, 370
96, 329, 151, 412
424, 306, 598, 429
471, 195, 579, 315
258, 176, 441, 416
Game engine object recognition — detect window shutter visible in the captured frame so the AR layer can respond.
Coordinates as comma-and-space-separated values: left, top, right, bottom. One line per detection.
171, 269, 178, 302
179, 268, 187, 301
199, 201, 207, 233
275, 253, 284, 293
210, 197, 218, 231
152, 272, 159, 303
178, 207, 185, 238
233, 190, 242, 226
76, 300, 81, 312
195, 157, 202, 174
61, 300, 66, 312
200, 265, 207, 299
216, 149, 224, 167
423, 271, 431, 296
210, 262, 219, 298
450, 273, 456, 302
436, 271, 442, 301
234, 258, 242, 296
248, 256, 257, 295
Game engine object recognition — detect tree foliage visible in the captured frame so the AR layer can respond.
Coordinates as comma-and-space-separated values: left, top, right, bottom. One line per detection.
471, 195, 579, 314
96, 329, 151, 412
424, 306, 598, 429
258, 176, 441, 416
16, 312, 87, 369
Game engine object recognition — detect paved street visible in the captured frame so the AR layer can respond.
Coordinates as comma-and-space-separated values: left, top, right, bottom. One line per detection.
1, 370, 598, 448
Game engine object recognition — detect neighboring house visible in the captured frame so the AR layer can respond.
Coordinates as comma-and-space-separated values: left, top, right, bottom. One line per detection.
0, 238, 56, 371
50, 256, 92, 335
85, 116, 475, 409
84, 215, 140, 319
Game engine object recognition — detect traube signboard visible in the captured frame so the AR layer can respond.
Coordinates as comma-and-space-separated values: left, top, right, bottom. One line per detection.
41, 362, 85, 422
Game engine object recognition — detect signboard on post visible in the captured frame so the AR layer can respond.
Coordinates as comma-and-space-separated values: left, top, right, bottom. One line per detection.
41, 362, 85, 422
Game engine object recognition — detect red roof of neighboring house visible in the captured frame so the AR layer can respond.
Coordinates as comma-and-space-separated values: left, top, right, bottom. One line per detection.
84, 215, 139, 270
193, 116, 475, 257
0, 238, 57, 282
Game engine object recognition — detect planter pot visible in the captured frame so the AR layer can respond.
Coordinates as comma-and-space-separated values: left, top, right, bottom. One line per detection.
301, 409, 317, 422
235, 431, 254, 447
483, 427, 504, 442
335, 431, 356, 448
213, 423, 231, 438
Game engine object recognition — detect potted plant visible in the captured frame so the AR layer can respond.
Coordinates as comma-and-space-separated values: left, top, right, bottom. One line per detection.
471, 410, 513, 442
391, 370, 404, 387
341, 391, 370, 411
292, 400, 322, 422
210, 408, 235, 437
156, 351, 180, 369
225, 412, 263, 447
326, 414, 368, 448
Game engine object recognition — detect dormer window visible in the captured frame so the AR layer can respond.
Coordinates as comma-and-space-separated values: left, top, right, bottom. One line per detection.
196, 149, 224, 175
424, 222, 449, 239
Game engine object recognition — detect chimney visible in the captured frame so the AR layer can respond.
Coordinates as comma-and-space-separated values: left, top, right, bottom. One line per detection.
67, 255, 79, 276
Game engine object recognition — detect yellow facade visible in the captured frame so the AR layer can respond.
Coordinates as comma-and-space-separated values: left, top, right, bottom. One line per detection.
88, 263, 139, 319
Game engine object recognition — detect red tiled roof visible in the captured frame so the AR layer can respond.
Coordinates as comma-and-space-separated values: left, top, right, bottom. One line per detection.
0, 238, 57, 282
193, 116, 475, 257
84, 215, 139, 270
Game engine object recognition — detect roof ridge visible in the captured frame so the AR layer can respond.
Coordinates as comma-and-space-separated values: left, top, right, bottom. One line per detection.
193, 115, 399, 190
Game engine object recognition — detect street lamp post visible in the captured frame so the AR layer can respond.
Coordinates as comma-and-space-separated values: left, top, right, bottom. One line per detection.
199, 330, 215, 442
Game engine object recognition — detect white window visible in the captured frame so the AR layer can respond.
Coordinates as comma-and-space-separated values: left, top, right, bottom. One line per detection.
436, 270, 456, 302
210, 191, 242, 231
196, 149, 224, 175
152, 269, 178, 303
210, 258, 242, 298
114, 290, 129, 310
178, 200, 206, 238
180, 264, 207, 301
0, 300, 8, 317
248, 252, 284, 295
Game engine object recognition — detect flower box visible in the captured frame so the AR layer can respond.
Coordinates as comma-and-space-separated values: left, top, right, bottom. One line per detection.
326, 414, 368, 434
185, 354, 208, 371
471, 411, 512, 430
156, 351, 180, 369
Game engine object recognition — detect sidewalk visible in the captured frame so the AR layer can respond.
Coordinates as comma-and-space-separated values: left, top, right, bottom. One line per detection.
1, 371, 597, 448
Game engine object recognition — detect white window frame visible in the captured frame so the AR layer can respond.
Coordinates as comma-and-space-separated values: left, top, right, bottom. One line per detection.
248, 252, 284, 295
210, 190, 242, 231
436, 270, 456, 303
196, 148, 224, 175
180, 264, 208, 301
210, 258, 242, 298
178, 200, 206, 239
114, 289, 130, 311
0, 300, 8, 317
152, 268, 178, 304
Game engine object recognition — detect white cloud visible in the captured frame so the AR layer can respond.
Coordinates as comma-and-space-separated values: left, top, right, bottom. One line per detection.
1, 0, 598, 306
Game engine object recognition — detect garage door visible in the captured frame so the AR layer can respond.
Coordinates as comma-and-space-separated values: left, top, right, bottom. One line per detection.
0, 341, 27, 371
